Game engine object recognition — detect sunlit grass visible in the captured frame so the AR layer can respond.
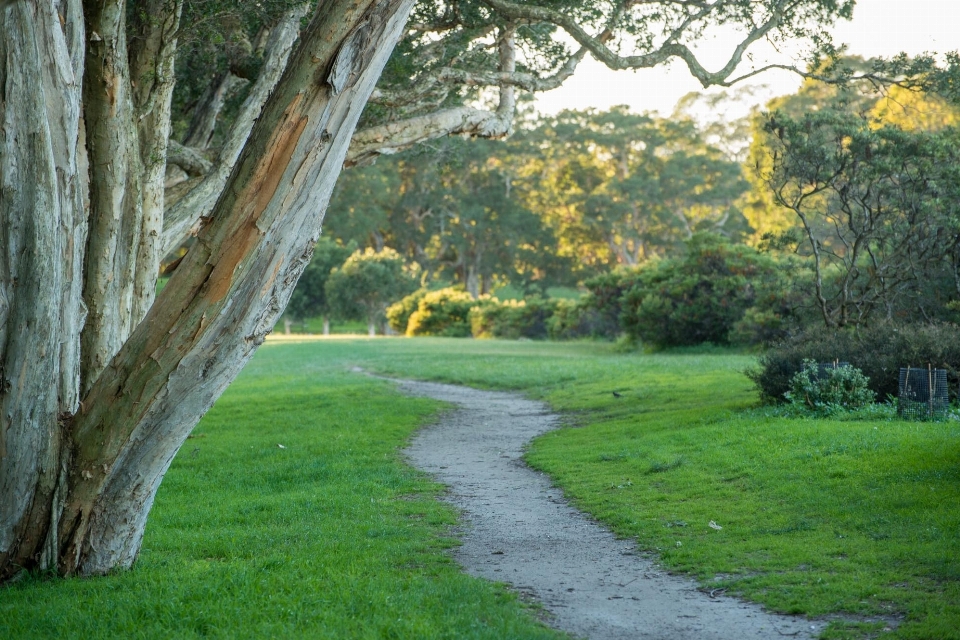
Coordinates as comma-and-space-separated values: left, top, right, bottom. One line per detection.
324, 337, 960, 640
5, 336, 958, 639
0, 340, 562, 640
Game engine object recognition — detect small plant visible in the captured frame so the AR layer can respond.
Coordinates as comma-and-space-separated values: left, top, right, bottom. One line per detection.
784, 360, 875, 415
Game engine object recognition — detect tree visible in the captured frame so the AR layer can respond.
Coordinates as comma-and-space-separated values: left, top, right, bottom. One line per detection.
1, 0, 856, 581
325, 248, 418, 336
620, 233, 782, 347
286, 238, 356, 334
759, 109, 960, 327
514, 108, 750, 269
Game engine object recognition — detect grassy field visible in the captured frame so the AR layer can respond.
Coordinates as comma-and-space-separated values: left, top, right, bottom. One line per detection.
304, 337, 959, 640
3, 337, 958, 639
0, 338, 563, 640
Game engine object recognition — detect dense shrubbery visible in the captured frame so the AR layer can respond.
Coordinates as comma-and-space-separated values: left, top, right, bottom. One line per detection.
748, 323, 960, 403
619, 234, 790, 348
386, 289, 429, 334
470, 297, 558, 339
784, 360, 875, 415
405, 289, 476, 337
382, 236, 799, 346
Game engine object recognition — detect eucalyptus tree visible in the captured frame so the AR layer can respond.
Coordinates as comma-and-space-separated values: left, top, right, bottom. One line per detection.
1, 0, 855, 580
517, 108, 749, 268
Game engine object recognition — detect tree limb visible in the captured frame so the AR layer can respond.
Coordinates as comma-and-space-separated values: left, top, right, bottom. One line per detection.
160, 3, 308, 257
166, 139, 213, 176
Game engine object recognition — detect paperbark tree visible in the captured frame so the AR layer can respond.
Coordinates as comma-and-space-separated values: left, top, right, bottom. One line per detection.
1, 0, 855, 581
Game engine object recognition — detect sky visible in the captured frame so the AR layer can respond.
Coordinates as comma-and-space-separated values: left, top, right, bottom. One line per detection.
534, 0, 960, 119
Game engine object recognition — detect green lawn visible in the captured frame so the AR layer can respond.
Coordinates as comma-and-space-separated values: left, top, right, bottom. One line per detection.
4, 337, 958, 639
305, 337, 960, 640
0, 338, 563, 640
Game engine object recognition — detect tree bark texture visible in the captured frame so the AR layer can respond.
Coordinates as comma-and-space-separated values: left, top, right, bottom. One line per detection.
59, 0, 415, 576
159, 4, 307, 258
0, 0, 414, 580
0, 0, 85, 577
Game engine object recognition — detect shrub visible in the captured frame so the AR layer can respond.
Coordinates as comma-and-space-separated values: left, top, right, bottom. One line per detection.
386, 289, 429, 334
619, 234, 784, 348
748, 322, 960, 403
470, 297, 557, 339
784, 360, 876, 415
406, 288, 477, 337
577, 270, 634, 339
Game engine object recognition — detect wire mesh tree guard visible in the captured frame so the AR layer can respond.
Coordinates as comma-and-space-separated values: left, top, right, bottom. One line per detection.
898, 365, 949, 420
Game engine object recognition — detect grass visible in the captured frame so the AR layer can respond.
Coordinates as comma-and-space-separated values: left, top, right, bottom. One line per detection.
0, 339, 563, 639
4, 336, 958, 639
293, 336, 959, 640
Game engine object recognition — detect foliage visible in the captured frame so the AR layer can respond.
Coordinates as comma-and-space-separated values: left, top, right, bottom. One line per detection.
748, 322, 960, 403
784, 360, 875, 415
405, 288, 478, 337
327, 138, 568, 296
619, 234, 785, 348
470, 297, 558, 340
285, 238, 355, 321
337, 338, 960, 640
757, 106, 960, 327
386, 288, 430, 334
325, 248, 417, 331
511, 108, 751, 270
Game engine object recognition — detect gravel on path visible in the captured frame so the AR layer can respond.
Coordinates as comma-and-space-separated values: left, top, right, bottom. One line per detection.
397, 379, 823, 640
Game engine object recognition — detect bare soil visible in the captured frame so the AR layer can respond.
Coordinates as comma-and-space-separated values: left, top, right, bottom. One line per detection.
397, 379, 824, 640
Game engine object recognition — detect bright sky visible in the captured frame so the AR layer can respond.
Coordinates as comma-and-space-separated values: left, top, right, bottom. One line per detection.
534, 0, 960, 119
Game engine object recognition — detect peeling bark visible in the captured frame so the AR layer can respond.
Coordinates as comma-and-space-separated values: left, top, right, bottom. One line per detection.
59, 0, 414, 576
0, 0, 84, 578
160, 4, 307, 258
79, 0, 145, 390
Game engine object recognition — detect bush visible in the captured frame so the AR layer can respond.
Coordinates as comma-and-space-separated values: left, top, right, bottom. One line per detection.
386, 289, 429, 334
748, 322, 960, 403
619, 234, 784, 348
784, 360, 875, 415
406, 288, 477, 337
576, 270, 634, 339
470, 297, 557, 339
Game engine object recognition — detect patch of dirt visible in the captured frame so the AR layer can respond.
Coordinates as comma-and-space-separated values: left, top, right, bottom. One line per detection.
397, 379, 824, 640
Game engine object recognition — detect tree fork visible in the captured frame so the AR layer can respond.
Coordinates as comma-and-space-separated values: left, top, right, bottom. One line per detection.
58, 0, 415, 577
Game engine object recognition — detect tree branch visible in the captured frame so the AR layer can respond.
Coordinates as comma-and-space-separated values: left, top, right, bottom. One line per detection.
165, 139, 212, 176
483, 0, 800, 88
160, 3, 308, 257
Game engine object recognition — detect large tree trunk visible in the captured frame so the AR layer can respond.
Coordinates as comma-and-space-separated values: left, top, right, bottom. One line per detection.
0, 0, 414, 580
59, 0, 414, 576
0, 0, 86, 578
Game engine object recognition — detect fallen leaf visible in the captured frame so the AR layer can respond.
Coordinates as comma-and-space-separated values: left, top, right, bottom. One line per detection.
277, 444, 286, 449
709, 520, 723, 530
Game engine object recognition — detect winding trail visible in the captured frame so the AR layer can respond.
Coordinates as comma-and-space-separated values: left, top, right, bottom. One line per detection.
396, 379, 823, 640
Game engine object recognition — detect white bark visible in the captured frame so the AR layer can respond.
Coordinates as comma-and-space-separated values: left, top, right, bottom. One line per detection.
0, 0, 84, 574
61, 0, 415, 575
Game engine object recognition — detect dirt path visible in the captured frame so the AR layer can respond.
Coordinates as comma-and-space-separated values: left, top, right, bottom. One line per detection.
397, 379, 823, 640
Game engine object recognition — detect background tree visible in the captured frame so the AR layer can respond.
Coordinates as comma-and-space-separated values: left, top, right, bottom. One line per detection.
326, 248, 418, 336
285, 238, 355, 334
759, 108, 960, 327
620, 233, 782, 347
514, 108, 750, 269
